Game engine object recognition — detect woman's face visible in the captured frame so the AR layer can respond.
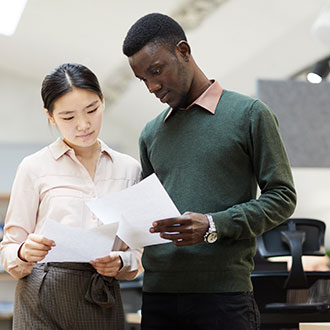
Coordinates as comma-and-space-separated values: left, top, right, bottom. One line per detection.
46, 88, 104, 149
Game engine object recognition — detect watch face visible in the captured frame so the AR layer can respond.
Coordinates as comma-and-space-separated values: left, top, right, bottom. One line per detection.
207, 232, 218, 243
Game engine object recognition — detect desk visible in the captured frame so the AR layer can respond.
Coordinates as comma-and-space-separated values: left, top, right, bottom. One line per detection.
300, 323, 330, 329
0, 302, 13, 321
0, 273, 13, 281
125, 313, 141, 330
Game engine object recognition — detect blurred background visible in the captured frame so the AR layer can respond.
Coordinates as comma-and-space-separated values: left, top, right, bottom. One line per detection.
0, 0, 329, 156
1, 0, 330, 240
2, 0, 329, 243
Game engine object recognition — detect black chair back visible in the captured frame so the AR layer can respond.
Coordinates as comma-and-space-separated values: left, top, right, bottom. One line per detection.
257, 218, 326, 288
252, 218, 330, 329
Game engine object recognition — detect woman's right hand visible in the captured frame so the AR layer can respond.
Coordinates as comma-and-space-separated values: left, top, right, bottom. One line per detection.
18, 234, 55, 263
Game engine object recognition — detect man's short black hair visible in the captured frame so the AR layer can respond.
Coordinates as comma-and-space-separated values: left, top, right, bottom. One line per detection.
123, 13, 187, 57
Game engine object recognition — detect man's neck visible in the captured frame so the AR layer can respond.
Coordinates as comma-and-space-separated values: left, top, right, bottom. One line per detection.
185, 65, 211, 107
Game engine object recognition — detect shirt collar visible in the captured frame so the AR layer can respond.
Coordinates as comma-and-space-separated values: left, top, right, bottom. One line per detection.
49, 137, 113, 161
164, 80, 223, 122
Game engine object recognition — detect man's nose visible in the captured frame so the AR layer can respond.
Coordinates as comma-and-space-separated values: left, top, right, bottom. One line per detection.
146, 80, 161, 94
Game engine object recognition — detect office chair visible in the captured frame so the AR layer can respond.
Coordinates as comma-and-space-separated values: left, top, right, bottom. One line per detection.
251, 218, 330, 329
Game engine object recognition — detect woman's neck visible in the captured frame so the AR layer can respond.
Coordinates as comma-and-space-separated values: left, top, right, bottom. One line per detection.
64, 139, 101, 179
63, 139, 100, 159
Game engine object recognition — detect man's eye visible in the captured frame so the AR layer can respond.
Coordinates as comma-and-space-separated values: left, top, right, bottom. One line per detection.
153, 69, 160, 75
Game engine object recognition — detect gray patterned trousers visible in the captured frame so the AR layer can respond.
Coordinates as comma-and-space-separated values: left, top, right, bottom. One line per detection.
13, 263, 125, 330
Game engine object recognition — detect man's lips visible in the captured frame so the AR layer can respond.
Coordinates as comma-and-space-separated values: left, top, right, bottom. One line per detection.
158, 92, 168, 103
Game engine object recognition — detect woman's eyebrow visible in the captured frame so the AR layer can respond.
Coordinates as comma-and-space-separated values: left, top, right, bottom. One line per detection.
57, 100, 99, 115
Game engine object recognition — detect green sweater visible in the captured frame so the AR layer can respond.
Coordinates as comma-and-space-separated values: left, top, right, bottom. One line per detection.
139, 89, 296, 293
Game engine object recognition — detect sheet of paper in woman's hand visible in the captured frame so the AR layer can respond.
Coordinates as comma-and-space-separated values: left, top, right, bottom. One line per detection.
41, 219, 119, 263
86, 173, 181, 248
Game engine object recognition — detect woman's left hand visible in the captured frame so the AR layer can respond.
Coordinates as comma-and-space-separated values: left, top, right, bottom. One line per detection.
90, 252, 123, 277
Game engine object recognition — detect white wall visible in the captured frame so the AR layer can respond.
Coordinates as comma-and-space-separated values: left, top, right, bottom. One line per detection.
0, 69, 53, 144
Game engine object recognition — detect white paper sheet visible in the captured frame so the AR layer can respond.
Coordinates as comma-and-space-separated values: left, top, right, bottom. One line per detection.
86, 173, 180, 249
41, 219, 119, 263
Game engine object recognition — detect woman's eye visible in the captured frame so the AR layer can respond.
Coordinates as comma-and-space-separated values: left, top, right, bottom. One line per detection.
88, 108, 97, 114
153, 69, 160, 75
63, 117, 74, 120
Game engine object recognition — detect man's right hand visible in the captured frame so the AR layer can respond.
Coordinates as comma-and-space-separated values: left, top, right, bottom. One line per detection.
19, 234, 55, 262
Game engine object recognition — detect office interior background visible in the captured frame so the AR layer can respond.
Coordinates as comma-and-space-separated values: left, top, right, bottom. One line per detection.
0, 0, 330, 328
1, 0, 330, 244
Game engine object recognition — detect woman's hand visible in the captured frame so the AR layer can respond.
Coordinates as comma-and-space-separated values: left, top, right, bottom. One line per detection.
90, 252, 123, 277
19, 234, 55, 263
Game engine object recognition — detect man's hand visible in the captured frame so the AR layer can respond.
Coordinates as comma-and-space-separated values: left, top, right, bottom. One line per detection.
150, 211, 209, 246
90, 252, 123, 277
19, 234, 55, 262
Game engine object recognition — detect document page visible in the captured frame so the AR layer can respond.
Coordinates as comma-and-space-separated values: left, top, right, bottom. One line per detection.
86, 174, 180, 249
41, 219, 119, 263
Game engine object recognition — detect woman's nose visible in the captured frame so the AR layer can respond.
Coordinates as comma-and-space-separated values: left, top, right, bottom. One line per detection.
77, 115, 90, 130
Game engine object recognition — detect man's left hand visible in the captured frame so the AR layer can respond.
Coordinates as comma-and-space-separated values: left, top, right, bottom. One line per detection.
150, 211, 209, 246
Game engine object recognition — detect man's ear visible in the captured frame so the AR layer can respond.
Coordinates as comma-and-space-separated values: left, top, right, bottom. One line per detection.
176, 40, 191, 61
44, 108, 56, 125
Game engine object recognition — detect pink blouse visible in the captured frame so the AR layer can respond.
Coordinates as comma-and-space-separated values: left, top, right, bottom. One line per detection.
0, 138, 143, 280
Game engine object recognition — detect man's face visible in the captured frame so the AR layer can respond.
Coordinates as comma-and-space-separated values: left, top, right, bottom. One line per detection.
128, 42, 193, 108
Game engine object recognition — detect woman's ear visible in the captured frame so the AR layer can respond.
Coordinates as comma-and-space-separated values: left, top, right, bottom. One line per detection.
44, 108, 56, 125
176, 40, 191, 61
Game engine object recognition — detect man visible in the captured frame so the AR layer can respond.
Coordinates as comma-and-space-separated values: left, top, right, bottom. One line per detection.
122, 13, 296, 330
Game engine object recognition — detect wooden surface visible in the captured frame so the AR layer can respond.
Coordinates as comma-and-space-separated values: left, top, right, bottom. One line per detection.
0, 313, 12, 321
0, 273, 13, 281
300, 323, 330, 329
125, 313, 141, 325
0, 302, 13, 321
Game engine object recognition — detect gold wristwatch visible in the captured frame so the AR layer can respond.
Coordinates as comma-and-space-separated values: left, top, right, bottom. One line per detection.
204, 214, 218, 244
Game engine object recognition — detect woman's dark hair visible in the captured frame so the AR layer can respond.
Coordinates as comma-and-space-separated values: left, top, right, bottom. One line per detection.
123, 13, 187, 57
41, 63, 103, 115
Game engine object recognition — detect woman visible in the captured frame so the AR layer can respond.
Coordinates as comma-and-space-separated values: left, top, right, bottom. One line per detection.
0, 63, 143, 329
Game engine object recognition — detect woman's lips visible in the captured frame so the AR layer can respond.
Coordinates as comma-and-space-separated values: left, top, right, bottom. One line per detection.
78, 131, 94, 138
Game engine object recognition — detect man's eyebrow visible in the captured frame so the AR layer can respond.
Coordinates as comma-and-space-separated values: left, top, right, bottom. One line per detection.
147, 62, 161, 71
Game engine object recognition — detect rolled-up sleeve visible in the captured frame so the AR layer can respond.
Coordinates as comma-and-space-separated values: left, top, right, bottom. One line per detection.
112, 238, 144, 281
0, 160, 38, 279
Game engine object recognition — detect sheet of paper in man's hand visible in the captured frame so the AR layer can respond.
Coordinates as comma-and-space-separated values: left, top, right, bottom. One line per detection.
41, 219, 119, 263
86, 173, 181, 249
